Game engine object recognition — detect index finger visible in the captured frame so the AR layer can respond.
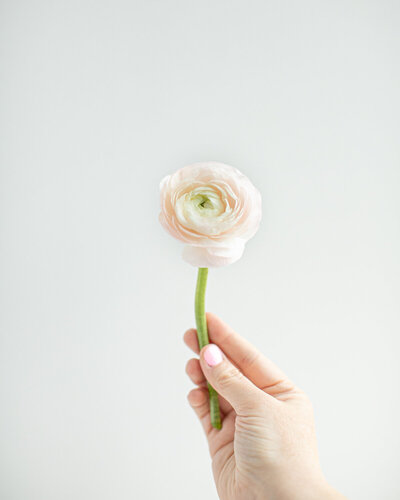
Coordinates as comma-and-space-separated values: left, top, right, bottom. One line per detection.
184, 313, 294, 395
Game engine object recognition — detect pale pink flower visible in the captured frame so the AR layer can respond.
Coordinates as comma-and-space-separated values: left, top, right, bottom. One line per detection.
159, 162, 262, 267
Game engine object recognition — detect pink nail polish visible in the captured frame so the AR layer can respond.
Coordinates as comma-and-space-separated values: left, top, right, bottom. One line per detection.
204, 344, 223, 367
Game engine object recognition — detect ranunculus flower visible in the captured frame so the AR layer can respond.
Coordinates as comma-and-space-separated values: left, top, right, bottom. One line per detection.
159, 162, 262, 267
158, 161, 262, 428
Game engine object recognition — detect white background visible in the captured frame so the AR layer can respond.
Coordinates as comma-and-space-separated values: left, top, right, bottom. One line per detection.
1, 1, 399, 499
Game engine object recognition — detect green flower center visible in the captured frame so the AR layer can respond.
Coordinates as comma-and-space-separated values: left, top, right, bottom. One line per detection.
194, 194, 214, 211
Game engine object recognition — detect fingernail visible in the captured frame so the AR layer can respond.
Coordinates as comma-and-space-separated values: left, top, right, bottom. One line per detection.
204, 344, 223, 367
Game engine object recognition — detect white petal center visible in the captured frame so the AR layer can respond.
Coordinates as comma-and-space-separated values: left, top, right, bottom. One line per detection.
175, 186, 235, 235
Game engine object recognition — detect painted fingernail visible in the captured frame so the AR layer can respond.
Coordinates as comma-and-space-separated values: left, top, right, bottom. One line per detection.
204, 344, 223, 367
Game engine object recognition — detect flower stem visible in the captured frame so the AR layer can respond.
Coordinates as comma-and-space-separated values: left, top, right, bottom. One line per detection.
195, 267, 222, 430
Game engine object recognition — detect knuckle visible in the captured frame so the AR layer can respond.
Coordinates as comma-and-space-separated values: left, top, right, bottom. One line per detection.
216, 364, 243, 388
239, 350, 262, 370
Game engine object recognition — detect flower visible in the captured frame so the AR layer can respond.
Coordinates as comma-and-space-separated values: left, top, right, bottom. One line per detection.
159, 162, 262, 267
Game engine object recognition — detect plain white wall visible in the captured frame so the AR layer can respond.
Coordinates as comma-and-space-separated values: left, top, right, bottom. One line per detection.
1, 1, 399, 499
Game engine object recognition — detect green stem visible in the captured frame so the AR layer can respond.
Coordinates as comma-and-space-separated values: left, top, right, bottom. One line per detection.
195, 268, 222, 430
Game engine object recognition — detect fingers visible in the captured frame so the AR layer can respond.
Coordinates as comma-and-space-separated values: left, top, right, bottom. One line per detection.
183, 328, 200, 354
199, 344, 266, 415
185, 358, 205, 385
185, 358, 233, 415
184, 314, 294, 395
187, 387, 213, 436
187, 387, 236, 458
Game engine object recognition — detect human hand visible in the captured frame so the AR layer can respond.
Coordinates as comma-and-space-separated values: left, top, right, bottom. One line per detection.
184, 313, 346, 500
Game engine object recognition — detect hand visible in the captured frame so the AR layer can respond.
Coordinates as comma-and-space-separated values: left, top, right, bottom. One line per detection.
184, 313, 347, 500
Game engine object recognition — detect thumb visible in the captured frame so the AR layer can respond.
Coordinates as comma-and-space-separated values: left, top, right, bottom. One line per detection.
200, 344, 266, 415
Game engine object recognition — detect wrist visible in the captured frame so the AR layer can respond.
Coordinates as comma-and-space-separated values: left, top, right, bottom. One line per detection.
264, 474, 345, 500
278, 481, 346, 500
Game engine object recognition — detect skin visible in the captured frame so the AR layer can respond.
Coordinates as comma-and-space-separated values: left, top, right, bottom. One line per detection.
184, 313, 347, 500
